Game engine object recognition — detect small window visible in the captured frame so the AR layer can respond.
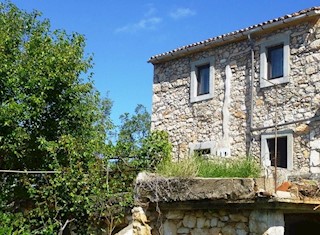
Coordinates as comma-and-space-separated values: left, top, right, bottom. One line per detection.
189, 141, 215, 156
261, 130, 293, 170
267, 44, 284, 79
194, 148, 211, 156
197, 64, 210, 95
190, 57, 215, 103
266, 136, 287, 168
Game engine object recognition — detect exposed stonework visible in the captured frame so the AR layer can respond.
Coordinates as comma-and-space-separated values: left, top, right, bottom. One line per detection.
132, 207, 152, 235
144, 8, 320, 235
150, 9, 320, 178
134, 175, 320, 235
144, 209, 287, 235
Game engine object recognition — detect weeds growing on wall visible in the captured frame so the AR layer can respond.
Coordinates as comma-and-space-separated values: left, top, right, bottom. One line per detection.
156, 156, 261, 178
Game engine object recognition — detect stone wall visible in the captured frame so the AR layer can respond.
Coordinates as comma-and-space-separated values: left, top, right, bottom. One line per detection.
151, 17, 320, 175
145, 208, 284, 235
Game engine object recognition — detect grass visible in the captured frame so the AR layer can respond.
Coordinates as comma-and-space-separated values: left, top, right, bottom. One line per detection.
156, 156, 261, 178
156, 157, 198, 178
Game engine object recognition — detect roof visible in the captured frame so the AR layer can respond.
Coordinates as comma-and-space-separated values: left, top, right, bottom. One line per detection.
149, 6, 320, 64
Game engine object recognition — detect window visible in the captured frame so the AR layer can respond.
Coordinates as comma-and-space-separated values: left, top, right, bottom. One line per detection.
197, 64, 210, 95
261, 130, 293, 170
194, 148, 211, 156
267, 44, 284, 79
267, 136, 287, 168
260, 32, 290, 88
189, 141, 214, 156
190, 57, 215, 103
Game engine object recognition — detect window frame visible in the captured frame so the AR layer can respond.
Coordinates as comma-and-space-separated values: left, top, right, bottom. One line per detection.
190, 57, 215, 103
266, 136, 288, 168
189, 141, 215, 156
261, 130, 293, 170
197, 64, 210, 96
260, 32, 290, 88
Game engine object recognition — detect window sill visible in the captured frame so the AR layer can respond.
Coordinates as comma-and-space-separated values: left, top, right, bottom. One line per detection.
260, 76, 289, 88
190, 93, 214, 103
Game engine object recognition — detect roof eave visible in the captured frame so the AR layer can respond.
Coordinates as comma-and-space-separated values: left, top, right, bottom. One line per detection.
148, 8, 320, 65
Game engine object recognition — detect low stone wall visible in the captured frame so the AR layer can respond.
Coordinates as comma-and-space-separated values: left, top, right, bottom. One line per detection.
133, 175, 320, 234
146, 209, 284, 235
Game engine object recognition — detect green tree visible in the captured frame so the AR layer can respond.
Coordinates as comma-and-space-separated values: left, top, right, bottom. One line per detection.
0, 3, 171, 234
0, 2, 112, 234
115, 104, 151, 157
110, 105, 172, 207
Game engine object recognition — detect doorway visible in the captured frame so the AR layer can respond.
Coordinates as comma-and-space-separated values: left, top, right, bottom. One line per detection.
285, 214, 320, 235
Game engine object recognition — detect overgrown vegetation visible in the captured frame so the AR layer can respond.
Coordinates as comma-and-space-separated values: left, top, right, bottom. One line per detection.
0, 2, 171, 234
0, 2, 261, 234
157, 156, 261, 178
156, 157, 198, 178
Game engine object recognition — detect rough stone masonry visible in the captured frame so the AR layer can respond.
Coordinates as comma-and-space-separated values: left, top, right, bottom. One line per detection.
150, 10, 320, 178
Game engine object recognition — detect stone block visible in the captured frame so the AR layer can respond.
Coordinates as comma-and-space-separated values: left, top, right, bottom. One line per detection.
217, 221, 225, 228
166, 211, 184, 219
163, 220, 177, 235
295, 124, 310, 134
249, 210, 284, 234
182, 215, 196, 228
209, 228, 221, 235
310, 166, 320, 174
220, 215, 229, 222
306, 53, 320, 63
229, 214, 248, 222
177, 227, 189, 234
310, 139, 320, 149
263, 226, 284, 235
190, 228, 210, 235
306, 66, 317, 75
275, 191, 292, 198
310, 39, 320, 50
204, 219, 211, 228
221, 225, 236, 235
233, 111, 246, 119
196, 217, 206, 228
255, 98, 264, 106
235, 222, 248, 230
236, 229, 248, 235
210, 218, 218, 227
310, 150, 320, 166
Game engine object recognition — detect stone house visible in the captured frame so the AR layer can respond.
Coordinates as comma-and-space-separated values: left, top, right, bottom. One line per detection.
117, 7, 320, 235
149, 6, 320, 181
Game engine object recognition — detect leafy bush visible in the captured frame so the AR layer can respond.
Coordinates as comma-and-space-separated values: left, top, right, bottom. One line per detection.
0, 212, 31, 235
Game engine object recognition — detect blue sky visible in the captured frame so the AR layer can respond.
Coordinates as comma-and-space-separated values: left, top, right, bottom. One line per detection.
6, 0, 320, 125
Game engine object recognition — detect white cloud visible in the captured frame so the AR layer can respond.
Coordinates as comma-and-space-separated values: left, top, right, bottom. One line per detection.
115, 4, 161, 34
170, 8, 196, 20
145, 3, 156, 16
115, 17, 162, 33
